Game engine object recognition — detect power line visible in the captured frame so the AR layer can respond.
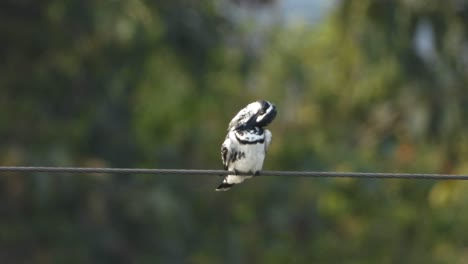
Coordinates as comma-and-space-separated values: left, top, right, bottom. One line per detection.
0, 166, 467, 180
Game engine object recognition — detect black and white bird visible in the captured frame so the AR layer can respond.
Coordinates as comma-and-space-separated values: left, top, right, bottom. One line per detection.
216, 100, 277, 191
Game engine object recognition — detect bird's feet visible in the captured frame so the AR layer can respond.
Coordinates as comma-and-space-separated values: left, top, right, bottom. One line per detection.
253, 171, 260, 176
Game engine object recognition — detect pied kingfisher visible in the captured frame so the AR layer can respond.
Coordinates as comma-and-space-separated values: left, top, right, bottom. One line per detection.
216, 100, 277, 191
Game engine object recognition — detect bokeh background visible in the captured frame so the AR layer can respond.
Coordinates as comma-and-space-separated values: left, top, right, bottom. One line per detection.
2, 0, 468, 263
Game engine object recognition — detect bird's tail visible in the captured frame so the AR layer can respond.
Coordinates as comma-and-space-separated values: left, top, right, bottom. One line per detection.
215, 174, 251, 191
215, 180, 234, 191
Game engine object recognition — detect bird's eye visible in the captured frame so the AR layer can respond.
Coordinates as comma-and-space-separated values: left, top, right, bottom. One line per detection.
259, 109, 266, 115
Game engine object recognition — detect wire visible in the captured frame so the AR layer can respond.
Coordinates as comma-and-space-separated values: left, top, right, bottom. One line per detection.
0, 166, 467, 180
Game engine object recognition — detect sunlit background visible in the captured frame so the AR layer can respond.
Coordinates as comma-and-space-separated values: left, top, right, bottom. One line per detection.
2, 0, 468, 263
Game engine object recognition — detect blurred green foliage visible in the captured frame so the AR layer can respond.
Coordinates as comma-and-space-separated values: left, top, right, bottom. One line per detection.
1, 0, 468, 263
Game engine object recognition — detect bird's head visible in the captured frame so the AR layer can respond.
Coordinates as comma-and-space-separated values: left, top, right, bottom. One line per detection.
228, 100, 277, 131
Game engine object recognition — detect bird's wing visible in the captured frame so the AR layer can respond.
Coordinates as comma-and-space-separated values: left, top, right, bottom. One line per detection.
221, 136, 232, 170
264, 129, 272, 153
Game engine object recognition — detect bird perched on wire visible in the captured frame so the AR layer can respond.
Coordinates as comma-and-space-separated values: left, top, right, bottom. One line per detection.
216, 100, 277, 191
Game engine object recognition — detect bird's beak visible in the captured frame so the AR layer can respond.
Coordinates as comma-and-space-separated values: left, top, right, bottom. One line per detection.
247, 114, 259, 127
235, 114, 257, 130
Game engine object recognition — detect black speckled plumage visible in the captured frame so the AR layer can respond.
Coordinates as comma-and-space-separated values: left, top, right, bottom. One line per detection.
216, 100, 277, 191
